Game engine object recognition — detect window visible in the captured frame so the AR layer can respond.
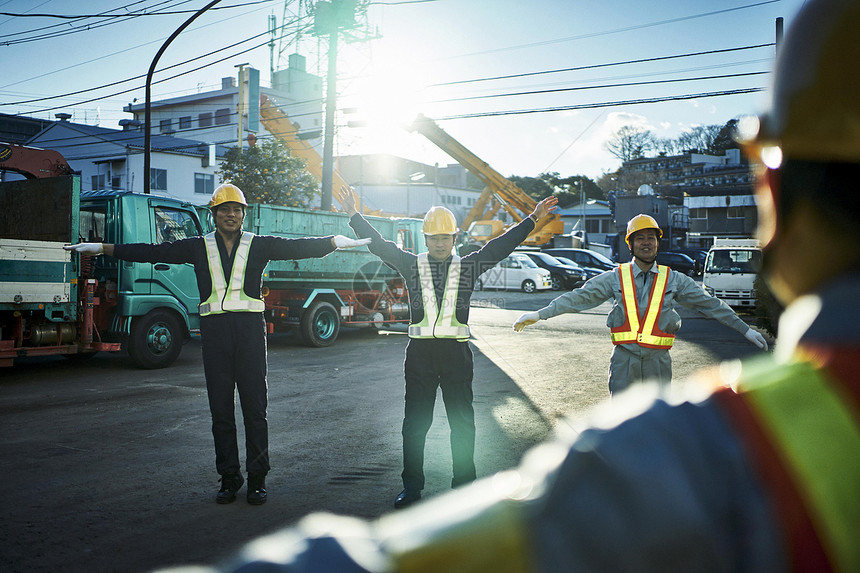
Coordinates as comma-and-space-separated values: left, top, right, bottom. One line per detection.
91, 174, 106, 190
586, 219, 600, 233
153, 207, 200, 244
80, 208, 107, 242
159, 118, 173, 133
150, 168, 167, 191
215, 108, 230, 125
179, 116, 192, 129
111, 177, 121, 189
727, 206, 744, 219
199, 112, 213, 127
194, 173, 214, 195
397, 228, 415, 253
690, 208, 707, 220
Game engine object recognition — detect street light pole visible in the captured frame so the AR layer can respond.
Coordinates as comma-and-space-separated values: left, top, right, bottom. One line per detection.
144, 0, 223, 194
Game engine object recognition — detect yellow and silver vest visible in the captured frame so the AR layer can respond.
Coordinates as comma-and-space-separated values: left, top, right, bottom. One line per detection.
198, 232, 265, 316
407, 253, 470, 341
610, 262, 675, 349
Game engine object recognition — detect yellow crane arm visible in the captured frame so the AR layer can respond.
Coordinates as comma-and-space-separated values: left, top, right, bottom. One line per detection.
408, 114, 562, 243
259, 95, 354, 211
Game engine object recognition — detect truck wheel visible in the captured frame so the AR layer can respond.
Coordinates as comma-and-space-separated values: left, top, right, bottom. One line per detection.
550, 274, 563, 291
521, 280, 537, 293
128, 310, 183, 369
300, 301, 340, 347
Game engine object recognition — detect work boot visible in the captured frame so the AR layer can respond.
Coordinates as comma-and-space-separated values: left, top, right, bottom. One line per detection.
394, 488, 421, 509
216, 472, 244, 504
247, 473, 267, 505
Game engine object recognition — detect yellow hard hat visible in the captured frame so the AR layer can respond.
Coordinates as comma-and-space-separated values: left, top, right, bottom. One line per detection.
422, 206, 458, 235
738, 0, 860, 166
210, 183, 248, 208
625, 214, 662, 248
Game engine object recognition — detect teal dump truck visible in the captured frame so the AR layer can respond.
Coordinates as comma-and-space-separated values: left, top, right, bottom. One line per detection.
1, 144, 425, 368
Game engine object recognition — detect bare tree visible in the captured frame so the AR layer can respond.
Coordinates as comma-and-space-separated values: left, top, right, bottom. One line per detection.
675, 124, 723, 153
605, 125, 654, 162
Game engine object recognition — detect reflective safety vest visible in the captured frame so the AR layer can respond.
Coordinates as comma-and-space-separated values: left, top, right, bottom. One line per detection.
714, 350, 860, 571
610, 263, 675, 349
408, 253, 470, 341
198, 231, 266, 316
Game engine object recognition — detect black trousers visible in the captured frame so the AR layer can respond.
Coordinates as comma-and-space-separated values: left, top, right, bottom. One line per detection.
402, 338, 476, 491
200, 312, 269, 477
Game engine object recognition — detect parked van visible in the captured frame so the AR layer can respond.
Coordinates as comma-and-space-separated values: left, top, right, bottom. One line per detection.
702, 239, 762, 308
476, 253, 552, 293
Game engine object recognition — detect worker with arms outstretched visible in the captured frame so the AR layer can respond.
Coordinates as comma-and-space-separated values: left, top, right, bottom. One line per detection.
514, 213, 767, 394
65, 183, 370, 505
335, 185, 557, 508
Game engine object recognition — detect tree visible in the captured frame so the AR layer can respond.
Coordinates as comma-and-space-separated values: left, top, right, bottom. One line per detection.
216, 139, 319, 206
508, 174, 554, 202
711, 119, 741, 154
675, 124, 723, 154
604, 125, 653, 162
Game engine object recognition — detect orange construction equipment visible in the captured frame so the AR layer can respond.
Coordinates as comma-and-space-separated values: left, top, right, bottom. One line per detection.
409, 114, 563, 246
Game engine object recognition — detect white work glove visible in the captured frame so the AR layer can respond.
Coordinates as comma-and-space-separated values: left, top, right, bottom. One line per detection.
513, 311, 541, 332
332, 235, 371, 249
744, 327, 768, 351
64, 243, 104, 255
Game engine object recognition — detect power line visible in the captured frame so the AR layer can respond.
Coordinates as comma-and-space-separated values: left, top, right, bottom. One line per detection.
0, 1, 272, 19
429, 43, 775, 88
429, 71, 769, 105
0, 1, 273, 45
447, 0, 781, 60
4, 19, 315, 115
435, 88, 765, 121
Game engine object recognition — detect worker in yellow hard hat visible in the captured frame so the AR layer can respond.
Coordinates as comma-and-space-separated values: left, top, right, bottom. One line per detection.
66, 183, 370, 505
514, 211, 766, 394
334, 185, 557, 509
156, 2, 860, 569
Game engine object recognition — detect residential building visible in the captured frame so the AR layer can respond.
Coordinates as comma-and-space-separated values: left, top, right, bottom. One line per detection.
26, 114, 227, 204
617, 147, 757, 249
123, 57, 323, 151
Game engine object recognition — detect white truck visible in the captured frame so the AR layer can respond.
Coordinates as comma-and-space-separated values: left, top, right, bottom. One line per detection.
702, 238, 762, 309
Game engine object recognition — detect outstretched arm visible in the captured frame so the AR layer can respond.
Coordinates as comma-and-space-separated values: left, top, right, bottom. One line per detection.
64, 243, 115, 256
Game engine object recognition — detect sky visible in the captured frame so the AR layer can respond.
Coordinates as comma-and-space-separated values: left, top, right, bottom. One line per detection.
0, 0, 809, 181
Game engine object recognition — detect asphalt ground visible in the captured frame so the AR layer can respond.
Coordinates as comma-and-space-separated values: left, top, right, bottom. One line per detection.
0, 286, 768, 572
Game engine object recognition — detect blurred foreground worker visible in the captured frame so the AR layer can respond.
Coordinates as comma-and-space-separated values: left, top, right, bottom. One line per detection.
65, 183, 370, 505
513, 213, 768, 395
334, 186, 557, 509
155, 0, 860, 568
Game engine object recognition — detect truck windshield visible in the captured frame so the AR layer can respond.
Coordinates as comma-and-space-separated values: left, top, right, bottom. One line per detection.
706, 249, 762, 274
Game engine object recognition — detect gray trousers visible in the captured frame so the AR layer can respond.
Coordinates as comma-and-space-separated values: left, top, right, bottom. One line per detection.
608, 344, 672, 395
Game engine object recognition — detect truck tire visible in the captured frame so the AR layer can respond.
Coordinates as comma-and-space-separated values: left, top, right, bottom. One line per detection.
521, 279, 537, 293
300, 301, 340, 347
128, 310, 183, 369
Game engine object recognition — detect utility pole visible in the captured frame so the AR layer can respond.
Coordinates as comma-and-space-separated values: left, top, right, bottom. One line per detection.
236, 63, 248, 150
313, 0, 358, 211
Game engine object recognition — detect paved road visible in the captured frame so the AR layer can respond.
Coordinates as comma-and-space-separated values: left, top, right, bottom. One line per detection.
0, 287, 768, 572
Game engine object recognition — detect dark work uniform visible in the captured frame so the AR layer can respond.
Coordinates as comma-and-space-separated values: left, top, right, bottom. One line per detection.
349, 214, 537, 491
114, 233, 334, 477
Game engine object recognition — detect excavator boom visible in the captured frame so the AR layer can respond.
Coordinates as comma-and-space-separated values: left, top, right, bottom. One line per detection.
408, 115, 562, 245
